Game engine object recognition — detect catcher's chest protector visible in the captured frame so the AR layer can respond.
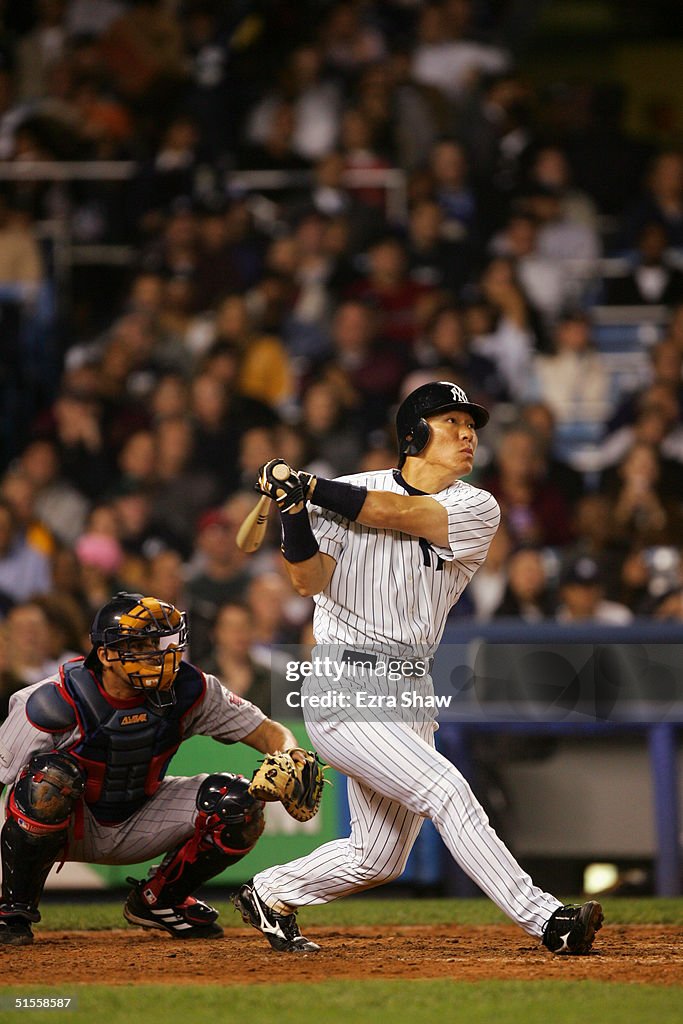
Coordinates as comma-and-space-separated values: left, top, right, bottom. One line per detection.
58, 663, 205, 822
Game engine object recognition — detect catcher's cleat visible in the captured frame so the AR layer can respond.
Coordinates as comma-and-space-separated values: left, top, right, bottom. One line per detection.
0, 915, 34, 946
123, 879, 223, 940
542, 900, 604, 955
233, 880, 320, 953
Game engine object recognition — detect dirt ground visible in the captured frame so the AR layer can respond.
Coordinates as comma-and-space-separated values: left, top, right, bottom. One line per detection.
1, 925, 681, 986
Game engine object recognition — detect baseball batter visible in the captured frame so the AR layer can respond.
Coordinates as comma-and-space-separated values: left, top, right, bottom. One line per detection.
234, 381, 604, 955
0, 592, 304, 946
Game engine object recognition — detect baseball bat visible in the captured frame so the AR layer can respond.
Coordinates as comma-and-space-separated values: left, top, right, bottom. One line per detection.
235, 461, 291, 554
236, 494, 272, 553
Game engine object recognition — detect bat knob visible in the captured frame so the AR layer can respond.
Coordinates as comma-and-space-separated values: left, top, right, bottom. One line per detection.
271, 460, 293, 482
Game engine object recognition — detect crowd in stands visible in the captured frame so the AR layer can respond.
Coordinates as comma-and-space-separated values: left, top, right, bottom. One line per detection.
1, 0, 683, 718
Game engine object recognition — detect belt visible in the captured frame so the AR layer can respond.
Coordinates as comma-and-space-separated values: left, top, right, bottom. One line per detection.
342, 649, 378, 667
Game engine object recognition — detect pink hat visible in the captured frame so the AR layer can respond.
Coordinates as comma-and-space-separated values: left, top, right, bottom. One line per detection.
75, 533, 124, 574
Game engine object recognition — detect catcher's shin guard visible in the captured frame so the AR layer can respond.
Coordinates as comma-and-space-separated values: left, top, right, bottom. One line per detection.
132, 773, 265, 908
1, 753, 85, 944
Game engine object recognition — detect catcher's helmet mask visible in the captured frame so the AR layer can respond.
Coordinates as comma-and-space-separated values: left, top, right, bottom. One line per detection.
396, 381, 489, 466
85, 592, 188, 707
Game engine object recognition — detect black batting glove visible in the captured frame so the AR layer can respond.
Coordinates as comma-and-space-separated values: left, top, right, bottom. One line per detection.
255, 459, 305, 514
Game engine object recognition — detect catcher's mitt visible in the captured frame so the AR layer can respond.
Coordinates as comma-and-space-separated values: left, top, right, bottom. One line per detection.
248, 748, 328, 822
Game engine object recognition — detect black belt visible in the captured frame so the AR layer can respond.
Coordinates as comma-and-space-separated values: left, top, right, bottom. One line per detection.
342, 649, 378, 667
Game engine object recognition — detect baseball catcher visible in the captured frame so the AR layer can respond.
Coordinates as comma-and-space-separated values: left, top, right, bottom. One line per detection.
0, 592, 322, 946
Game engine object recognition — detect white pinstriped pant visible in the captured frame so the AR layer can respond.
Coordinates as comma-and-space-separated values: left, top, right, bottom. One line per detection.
255, 711, 562, 938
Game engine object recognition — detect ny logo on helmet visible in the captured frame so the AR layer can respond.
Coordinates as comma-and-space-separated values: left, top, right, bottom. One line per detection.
444, 382, 468, 404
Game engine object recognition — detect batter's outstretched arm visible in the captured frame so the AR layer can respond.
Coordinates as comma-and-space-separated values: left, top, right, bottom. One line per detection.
304, 475, 449, 547
355, 492, 449, 547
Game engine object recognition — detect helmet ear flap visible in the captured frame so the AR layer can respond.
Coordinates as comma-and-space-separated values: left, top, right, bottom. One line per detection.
404, 418, 430, 457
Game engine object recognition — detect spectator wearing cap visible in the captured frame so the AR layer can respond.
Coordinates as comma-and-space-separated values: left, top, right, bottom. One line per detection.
555, 555, 633, 625
74, 530, 125, 615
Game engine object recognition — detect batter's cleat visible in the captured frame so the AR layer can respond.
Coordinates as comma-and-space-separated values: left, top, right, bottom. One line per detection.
123, 879, 223, 940
542, 900, 604, 955
233, 880, 320, 953
0, 915, 34, 946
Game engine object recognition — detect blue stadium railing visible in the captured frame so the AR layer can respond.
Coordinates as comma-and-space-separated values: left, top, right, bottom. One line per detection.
435, 620, 682, 897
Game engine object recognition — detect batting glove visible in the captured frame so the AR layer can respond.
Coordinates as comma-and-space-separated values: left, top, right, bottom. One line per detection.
255, 459, 305, 514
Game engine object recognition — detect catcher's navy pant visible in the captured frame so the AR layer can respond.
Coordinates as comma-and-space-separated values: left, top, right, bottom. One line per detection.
254, 713, 562, 938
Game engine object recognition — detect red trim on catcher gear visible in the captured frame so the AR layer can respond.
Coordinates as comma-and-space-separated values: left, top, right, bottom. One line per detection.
73, 755, 106, 805
57, 666, 86, 737
92, 670, 143, 709
144, 750, 178, 797
7, 791, 71, 837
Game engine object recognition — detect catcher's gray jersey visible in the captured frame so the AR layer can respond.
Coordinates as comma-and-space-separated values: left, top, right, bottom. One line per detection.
0, 671, 265, 864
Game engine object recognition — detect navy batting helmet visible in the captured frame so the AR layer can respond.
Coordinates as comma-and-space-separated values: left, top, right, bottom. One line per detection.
396, 381, 489, 466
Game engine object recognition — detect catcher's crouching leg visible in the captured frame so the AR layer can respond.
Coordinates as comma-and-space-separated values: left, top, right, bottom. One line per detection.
1, 752, 85, 946
124, 773, 265, 940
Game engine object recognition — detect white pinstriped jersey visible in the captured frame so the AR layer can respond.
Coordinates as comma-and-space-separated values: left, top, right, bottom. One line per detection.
309, 469, 501, 657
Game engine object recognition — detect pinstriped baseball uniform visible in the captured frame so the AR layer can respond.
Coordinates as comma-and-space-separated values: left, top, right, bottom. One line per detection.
0, 672, 265, 864
254, 469, 562, 936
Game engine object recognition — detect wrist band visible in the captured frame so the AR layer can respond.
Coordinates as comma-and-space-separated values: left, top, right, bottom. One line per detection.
310, 478, 367, 521
280, 507, 319, 563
